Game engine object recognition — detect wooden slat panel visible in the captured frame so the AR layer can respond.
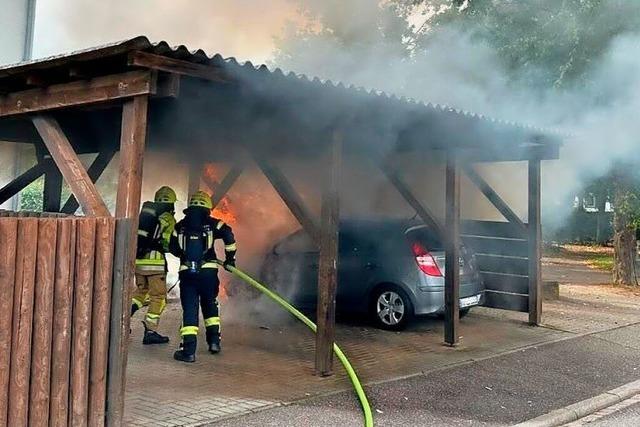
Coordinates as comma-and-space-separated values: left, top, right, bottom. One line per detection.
475, 254, 529, 276
0, 218, 18, 426
49, 219, 77, 427
70, 218, 97, 427
0, 70, 156, 117
480, 272, 529, 294
28, 219, 58, 427
88, 218, 115, 427
483, 290, 529, 312
32, 115, 110, 217
8, 218, 38, 427
461, 236, 528, 258
461, 220, 527, 239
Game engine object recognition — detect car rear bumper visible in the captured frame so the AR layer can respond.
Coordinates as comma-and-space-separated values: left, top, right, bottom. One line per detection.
410, 281, 485, 315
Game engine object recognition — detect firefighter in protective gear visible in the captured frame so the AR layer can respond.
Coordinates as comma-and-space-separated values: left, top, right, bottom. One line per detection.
168, 190, 237, 363
132, 186, 177, 345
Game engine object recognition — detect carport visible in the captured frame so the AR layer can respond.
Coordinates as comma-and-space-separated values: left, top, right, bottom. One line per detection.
0, 37, 560, 426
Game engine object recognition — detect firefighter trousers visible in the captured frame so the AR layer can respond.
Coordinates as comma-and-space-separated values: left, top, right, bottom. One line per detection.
179, 268, 220, 356
132, 271, 167, 331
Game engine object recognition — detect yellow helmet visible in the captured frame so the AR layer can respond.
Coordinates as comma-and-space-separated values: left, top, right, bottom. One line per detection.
154, 186, 177, 203
189, 190, 213, 209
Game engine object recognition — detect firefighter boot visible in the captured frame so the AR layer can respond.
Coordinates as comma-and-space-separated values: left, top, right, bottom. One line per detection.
206, 327, 221, 354
174, 336, 196, 363
142, 322, 170, 345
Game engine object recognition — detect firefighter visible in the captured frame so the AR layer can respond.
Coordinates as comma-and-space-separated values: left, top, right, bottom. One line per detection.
169, 190, 236, 363
131, 186, 177, 345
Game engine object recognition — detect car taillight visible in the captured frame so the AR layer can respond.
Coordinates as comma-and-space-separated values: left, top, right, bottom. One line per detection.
412, 242, 443, 277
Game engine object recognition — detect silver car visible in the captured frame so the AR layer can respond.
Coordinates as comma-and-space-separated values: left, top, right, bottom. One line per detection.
260, 219, 485, 330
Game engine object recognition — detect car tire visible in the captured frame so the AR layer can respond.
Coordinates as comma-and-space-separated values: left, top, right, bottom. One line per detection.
459, 308, 470, 319
370, 285, 414, 331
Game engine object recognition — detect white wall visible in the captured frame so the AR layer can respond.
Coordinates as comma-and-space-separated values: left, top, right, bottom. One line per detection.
0, 0, 30, 65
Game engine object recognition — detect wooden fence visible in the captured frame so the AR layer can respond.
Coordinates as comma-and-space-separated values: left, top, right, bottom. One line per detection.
461, 220, 529, 312
0, 212, 116, 427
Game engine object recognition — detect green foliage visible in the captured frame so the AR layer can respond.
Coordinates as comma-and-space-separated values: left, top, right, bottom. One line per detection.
18, 178, 44, 212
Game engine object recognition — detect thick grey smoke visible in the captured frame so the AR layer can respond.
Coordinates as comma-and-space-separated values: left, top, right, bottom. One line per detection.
271, 1, 640, 230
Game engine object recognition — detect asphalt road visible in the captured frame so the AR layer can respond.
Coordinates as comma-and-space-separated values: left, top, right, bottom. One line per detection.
211, 323, 640, 427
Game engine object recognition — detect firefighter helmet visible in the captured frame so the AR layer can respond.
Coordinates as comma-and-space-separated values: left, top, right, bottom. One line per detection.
189, 191, 213, 209
154, 186, 177, 204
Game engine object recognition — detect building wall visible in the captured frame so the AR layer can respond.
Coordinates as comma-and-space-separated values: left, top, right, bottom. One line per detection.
0, 0, 29, 65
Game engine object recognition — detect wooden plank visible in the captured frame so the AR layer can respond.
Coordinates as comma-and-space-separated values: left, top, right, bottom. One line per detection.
128, 50, 231, 84
444, 151, 460, 346
483, 290, 529, 312
42, 157, 63, 212
88, 218, 115, 427
528, 160, 542, 325
462, 164, 527, 233
28, 219, 58, 427
106, 218, 134, 427
32, 115, 110, 216
201, 163, 244, 208
0, 159, 50, 205
0, 70, 156, 117
8, 218, 38, 427
255, 156, 321, 245
49, 219, 77, 427
475, 254, 529, 276
380, 164, 444, 236
315, 131, 342, 376
0, 218, 18, 426
461, 219, 526, 239
62, 151, 116, 214
461, 236, 529, 258
459, 143, 560, 162
480, 272, 529, 294
70, 218, 97, 427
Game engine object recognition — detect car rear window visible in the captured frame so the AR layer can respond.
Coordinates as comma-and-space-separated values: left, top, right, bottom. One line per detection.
405, 226, 443, 251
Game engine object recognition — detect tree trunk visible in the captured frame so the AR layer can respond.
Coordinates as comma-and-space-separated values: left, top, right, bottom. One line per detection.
612, 185, 637, 286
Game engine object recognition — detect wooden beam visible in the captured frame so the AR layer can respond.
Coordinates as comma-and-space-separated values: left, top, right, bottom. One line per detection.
444, 150, 461, 346
62, 150, 116, 214
34, 148, 64, 213
528, 159, 542, 325
379, 161, 444, 235
0, 160, 50, 205
254, 156, 321, 244
109, 96, 148, 426
128, 50, 231, 84
200, 163, 244, 208
0, 70, 156, 118
315, 131, 342, 376
462, 164, 527, 234
32, 116, 110, 217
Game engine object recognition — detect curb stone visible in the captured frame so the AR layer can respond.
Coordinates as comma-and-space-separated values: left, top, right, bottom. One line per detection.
514, 379, 640, 427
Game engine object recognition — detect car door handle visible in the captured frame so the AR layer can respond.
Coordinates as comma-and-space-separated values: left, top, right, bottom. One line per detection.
365, 262, 376, 270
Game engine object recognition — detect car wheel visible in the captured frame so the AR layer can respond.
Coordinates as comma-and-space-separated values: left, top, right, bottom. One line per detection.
370, 285, 414, 331
459, 308, 470, 319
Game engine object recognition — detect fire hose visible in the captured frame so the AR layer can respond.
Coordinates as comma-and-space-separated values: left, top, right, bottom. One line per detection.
214, 260, 374, 427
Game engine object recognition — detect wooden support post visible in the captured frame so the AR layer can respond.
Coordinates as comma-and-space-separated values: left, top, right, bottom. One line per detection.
0, 160, 50, 205
444, 151, 461, 346
109, 95, 147, 427
32, 115, 110, 216
315, 131, 342, 376
462, 164, 526, 233
528, 159, 542, 325
62, 151, 116, 214
255, 156, 321, 244
42, 156, 63, 212
201, 163, 244, 208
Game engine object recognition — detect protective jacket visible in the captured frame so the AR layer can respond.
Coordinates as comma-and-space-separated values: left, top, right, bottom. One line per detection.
136, 201, 176, 272
169, 206, 237, 272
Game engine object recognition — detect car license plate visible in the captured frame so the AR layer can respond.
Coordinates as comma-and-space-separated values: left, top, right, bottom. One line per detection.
460, 295, 480, 308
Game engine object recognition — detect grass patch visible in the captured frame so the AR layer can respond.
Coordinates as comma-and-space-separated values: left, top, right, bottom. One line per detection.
586, 254, 614, 272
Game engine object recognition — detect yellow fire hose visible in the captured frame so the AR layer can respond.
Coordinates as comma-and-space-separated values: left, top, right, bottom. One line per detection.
216, 261, 374, 427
